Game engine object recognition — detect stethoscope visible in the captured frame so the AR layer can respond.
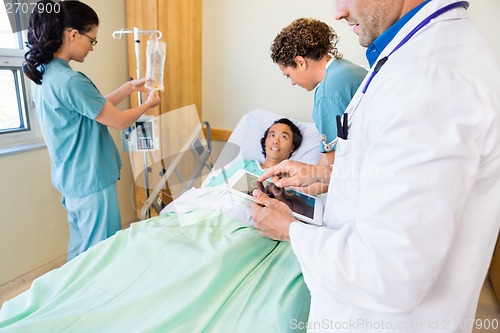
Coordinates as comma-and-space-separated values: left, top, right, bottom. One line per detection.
321, 1, 469, 152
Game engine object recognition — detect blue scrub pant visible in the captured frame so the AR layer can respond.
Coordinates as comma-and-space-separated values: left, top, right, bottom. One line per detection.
62, 182, 121, 260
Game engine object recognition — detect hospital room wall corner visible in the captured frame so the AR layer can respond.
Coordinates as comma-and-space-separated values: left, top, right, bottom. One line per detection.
0, 0, 135, 287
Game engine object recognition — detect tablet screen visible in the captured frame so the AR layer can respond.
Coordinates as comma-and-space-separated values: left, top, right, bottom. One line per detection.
231, 172, 316, 221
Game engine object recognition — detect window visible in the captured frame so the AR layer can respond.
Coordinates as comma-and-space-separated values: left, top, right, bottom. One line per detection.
0, 5, 43, 155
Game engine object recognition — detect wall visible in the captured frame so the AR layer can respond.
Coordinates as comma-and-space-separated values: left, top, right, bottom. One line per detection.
202, 0, 500, 130
0, 0, 134, 286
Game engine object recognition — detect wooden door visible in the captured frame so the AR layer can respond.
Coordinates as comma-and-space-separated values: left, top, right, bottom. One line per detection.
490, 235, 500, 302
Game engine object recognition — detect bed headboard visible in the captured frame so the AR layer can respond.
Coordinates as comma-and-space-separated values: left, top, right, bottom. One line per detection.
213, 109, 321, 170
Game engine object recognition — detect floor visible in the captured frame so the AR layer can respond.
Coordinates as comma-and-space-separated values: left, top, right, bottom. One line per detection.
474, 277, 500, 333
0, 255, 65, 309
1, 262, 499, 331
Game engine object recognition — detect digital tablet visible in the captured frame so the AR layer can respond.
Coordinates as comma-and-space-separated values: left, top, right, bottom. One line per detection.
227, 170, 323, 226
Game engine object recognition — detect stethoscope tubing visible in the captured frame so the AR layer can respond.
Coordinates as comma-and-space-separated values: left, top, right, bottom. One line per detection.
361, 1, 469, 95
322, 1, 469, 151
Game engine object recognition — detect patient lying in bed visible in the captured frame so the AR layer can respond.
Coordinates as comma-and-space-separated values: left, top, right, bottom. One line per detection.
164, 117, 306, 225
0, 111, 320, 333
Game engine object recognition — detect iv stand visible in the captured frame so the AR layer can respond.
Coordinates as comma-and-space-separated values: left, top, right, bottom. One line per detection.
112, 27, 162, 219
113, 27, 162, 103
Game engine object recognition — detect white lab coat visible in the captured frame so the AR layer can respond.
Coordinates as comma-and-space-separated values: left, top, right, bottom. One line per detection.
289, 0, 500, 332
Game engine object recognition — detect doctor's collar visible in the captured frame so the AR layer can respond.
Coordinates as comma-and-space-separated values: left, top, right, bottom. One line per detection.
366, 0, 431, 67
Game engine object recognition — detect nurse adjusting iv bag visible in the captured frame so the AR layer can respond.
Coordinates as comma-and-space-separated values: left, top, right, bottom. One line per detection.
145, 35, 167, 91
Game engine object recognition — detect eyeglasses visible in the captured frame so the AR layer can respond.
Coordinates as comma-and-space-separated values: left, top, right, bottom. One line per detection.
81, 32, 98, 46
65, 29, 98, 46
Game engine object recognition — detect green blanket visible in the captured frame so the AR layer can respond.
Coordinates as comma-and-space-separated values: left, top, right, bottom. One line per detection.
0, 210, 310, 332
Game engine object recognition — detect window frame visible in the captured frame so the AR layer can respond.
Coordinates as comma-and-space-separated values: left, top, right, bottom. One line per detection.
0, 45, 45, 156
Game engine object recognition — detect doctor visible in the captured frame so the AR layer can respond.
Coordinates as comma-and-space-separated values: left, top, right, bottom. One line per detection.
252, 0, 500, 332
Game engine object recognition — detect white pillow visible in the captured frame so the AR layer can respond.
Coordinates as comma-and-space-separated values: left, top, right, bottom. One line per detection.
213, 109, 321, 170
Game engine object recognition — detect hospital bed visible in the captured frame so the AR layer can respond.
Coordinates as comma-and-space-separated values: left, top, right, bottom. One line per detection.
0, 109, 322, 333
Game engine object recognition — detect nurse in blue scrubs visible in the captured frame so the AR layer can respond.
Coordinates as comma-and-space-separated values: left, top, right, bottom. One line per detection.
22, 0, 160, 260
270, 18, 367, 167
270, 18, 367, 195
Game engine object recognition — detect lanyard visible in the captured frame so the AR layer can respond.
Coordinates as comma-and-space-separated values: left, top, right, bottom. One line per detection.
323, 1, 470, 149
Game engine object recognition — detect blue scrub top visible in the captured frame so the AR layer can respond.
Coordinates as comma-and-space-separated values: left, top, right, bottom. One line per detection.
34, 58, 122, 198
312, 58, 367, 152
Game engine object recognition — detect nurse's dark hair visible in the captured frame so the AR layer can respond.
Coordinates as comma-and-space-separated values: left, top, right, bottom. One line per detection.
260, 118, 303, 158
23, 0, 99, 85
270, 18, 342, 68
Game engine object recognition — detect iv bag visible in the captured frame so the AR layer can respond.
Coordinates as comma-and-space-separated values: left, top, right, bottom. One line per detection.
145, 38, 166, 91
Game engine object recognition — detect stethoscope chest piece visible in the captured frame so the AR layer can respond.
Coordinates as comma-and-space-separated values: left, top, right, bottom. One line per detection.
320, 134, 336, 152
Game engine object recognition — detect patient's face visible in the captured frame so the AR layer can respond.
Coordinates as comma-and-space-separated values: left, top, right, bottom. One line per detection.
264, 123, 295, 163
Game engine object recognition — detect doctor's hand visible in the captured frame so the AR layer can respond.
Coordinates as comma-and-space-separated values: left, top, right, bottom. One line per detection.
251, 188, 297, 242
258, 160, 331, 189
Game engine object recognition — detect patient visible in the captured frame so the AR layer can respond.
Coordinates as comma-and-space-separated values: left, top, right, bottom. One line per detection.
165, 118, 305, 226
205, 117, 303, 186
